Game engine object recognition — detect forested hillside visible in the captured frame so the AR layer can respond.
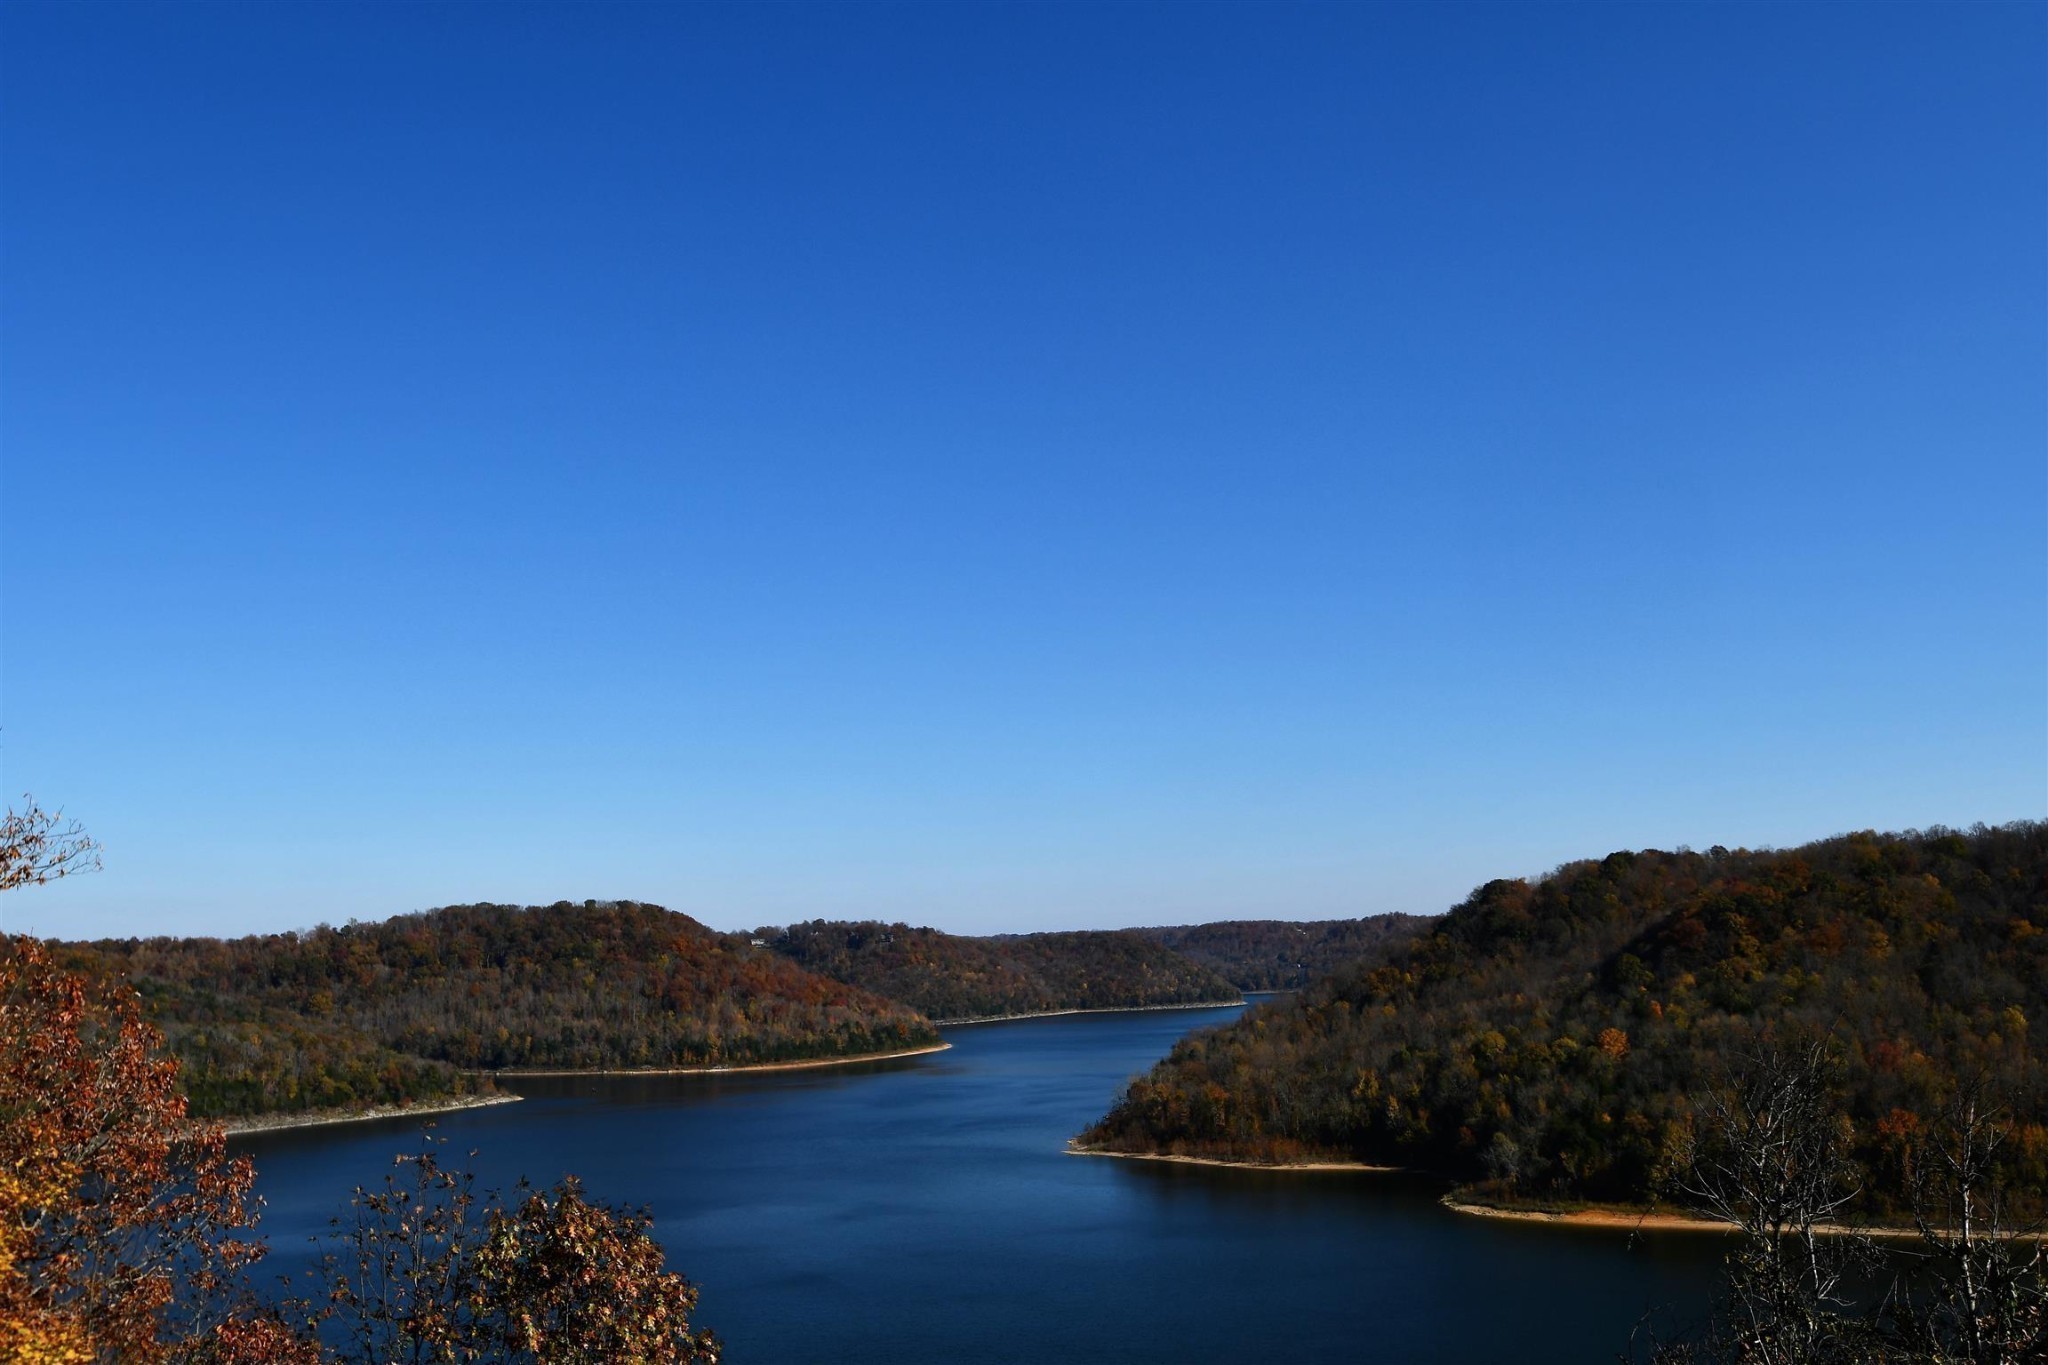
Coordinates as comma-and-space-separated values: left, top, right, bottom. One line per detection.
1133, 915, 1427, 990
1081, 823, 2048, 1212
763, 921, 1241, 1021
58, 901, 940, 1119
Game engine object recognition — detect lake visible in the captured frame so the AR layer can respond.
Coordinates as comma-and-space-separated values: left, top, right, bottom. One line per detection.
239, 1003, 1723, 1363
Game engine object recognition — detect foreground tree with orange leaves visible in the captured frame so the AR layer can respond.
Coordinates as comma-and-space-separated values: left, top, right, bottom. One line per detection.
0, 933, 309, 1364
2, 794, 287, 1362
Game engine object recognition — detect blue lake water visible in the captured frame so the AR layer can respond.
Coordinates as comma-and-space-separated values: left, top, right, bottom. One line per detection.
238, 1003, 1723, 1363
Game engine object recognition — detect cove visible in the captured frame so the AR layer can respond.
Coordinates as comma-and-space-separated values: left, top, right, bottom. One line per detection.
237, 1003, 1722, 1363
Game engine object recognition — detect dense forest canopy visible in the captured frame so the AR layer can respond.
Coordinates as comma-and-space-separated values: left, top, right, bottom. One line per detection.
1082, 823, 2048, 1213
56, 901, 939, 1118
50, 899, 1439, 1122
761, 921, 1241, 1021
1132, 915, 1428, 990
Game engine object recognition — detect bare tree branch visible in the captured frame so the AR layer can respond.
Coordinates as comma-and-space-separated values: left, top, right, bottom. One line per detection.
0, 795, 102, 895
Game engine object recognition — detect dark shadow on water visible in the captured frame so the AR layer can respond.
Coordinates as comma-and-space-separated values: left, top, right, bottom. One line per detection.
495, 1048, 954, 1107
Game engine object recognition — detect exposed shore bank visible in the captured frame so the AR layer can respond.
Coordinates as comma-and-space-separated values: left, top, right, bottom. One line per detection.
222, 1092, 523, 1137
1066, 1143, 1400, 1173
1437, 1197, 2034, 1242
486, 1040, 953, 1078
937, 999, 1244, 1027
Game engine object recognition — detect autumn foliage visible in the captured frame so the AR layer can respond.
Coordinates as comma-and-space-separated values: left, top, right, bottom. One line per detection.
0, 935, 271, 1363
1132, 915, 1427, 991
4, 806, 719, 1364
0, 800, 99, 897
763, 920, 1241, 1021
2, 932, 724, 1363
314, 1141, 718, 1365
55, 901, 940, 1120
1083, 822, 2048, 1215
476, 1177, 718, 1364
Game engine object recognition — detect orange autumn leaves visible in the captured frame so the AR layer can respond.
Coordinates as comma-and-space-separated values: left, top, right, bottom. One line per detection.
0, 936, 274, 1364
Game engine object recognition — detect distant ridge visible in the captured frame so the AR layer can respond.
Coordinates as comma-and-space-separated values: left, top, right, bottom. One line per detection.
1130, 915, 1428, 991
760, 921, 1241, 1022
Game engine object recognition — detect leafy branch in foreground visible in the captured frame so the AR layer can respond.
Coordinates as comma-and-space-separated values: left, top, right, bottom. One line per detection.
0, 934, 280, 1364
0, 796, 101, 895
309, 1137, 720, 1365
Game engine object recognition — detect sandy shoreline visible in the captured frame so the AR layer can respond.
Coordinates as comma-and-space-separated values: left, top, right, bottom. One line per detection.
1066, 1143, 1400, 1173
485, 1041, 953, 1078
1437, 1198, 2005, 1242
222, 1092, 523, 1137
936, 1000, 1244, 1026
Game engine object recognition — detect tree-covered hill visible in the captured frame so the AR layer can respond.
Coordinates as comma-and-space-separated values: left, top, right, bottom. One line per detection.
56, 901, 940, 1119
1081, 823, 2048, 1212
762, 921, 1241, 1021
1132, 915, 1428, 990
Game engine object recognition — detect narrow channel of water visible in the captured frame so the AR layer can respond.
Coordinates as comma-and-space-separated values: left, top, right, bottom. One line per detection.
239, 1003, 1722, 1363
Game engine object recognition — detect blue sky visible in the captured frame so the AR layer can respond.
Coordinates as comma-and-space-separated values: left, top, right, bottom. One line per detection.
2, 1, 2041, 940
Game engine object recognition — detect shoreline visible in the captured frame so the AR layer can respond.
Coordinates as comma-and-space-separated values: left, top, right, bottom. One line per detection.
936, 999, 1245, 1027
222, 1092, 523, 1137
1066, 1143, 1400, 1173
486, 1041, 953, 1078
221, 1043, 954, 1133
1437, 1198, 2018, 1242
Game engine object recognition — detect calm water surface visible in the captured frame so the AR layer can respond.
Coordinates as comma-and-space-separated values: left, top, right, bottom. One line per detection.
240, 1004, 1721, 1363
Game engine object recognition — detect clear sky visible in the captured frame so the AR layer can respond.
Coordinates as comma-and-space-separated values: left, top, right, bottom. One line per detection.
1, 1, 2041, 941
